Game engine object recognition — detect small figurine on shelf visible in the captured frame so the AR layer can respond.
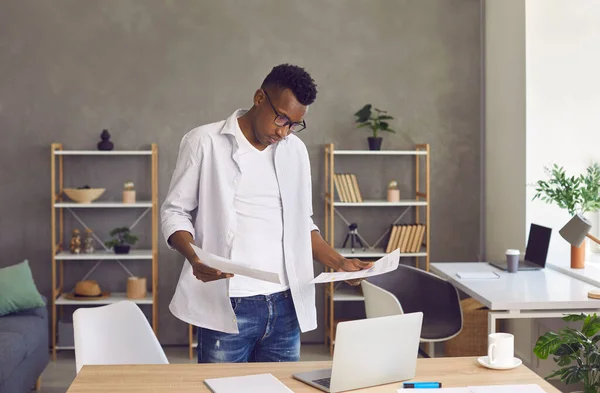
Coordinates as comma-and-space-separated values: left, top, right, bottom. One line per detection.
70, 229, 81, 254
122, 181, 136, 204
83, 228, 94, 254
97, 129, 114, 151
387, 180, 400, 202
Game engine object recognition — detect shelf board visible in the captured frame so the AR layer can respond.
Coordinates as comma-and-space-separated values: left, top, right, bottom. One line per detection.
55, 250, 153, 260
55, 345, 75, 350
55, 292, 153, 305
54, 201, 152, 208
333, 200, 427, 207
54, 150, 152, 156
333, 287, 364, 302
336, 248, 427, 258
334, 150, 427, 156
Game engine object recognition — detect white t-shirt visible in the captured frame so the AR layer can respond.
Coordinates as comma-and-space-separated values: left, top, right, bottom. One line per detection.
228, 125, 289, 297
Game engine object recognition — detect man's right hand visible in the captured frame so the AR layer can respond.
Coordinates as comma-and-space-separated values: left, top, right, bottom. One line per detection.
189, 256, 234, 282
167, 230, 234, 283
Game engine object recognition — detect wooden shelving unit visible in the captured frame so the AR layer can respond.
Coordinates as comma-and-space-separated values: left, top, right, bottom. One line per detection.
323, 143, 430, 355
54, 202, 153, 208
49, 143, 159, 360
189, 324, 197, 360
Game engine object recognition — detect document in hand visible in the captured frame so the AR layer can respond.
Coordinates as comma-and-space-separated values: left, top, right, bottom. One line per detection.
190, 243, 281, 284
310, 249, 400, 284
204, 373, 293, 393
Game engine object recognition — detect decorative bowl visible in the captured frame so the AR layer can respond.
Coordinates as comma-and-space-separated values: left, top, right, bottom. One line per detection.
63, 188, 105, 204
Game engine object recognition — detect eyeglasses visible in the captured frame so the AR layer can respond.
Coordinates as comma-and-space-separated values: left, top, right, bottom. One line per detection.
263, 90, 306, 133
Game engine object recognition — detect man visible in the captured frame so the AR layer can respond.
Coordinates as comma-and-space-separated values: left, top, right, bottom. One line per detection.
161, 64, 373, 363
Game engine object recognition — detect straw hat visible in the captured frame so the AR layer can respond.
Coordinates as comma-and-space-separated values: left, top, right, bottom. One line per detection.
65, 280, 110, 300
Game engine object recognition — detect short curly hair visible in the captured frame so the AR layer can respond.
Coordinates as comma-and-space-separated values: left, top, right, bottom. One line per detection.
261, 64, 317, 106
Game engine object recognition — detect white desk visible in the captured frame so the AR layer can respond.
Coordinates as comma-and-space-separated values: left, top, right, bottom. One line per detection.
430, 262, 600, 335
547, 253, 600, 288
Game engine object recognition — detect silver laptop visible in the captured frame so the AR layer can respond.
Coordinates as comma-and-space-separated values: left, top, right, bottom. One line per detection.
489, 223, 552, 271
293, 312, 423, 393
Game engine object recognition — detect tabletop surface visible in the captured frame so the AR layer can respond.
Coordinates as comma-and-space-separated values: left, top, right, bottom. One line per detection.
430, 262, 600, 311
547, 256, 600, 288
67, 357, 560, 392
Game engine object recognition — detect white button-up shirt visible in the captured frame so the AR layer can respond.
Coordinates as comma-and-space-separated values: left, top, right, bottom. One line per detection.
161, 109, 318, 334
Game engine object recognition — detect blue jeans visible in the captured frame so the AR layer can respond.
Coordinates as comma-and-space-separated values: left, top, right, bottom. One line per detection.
197, 289, 301, 363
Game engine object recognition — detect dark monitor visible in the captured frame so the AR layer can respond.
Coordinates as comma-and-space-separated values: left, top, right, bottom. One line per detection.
524, 223, 552, 267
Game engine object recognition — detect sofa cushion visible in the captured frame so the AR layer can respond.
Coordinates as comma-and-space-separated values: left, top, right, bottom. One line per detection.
0, 260, 45, 316
0, 332, 26, 381
0, 313, 47, 358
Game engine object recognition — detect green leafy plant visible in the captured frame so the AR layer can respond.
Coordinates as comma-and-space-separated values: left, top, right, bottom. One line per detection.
104, 226, 138, 249
533, 163, 600, 216
354, 104, 396, 138
534, 313, 600, 392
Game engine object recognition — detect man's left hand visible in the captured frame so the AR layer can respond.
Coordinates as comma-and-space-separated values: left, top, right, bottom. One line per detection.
335, 258, 374, 286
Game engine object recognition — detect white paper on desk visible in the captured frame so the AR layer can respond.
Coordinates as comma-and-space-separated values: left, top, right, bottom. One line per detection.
204, 373, 293, 393
191, 243, 281, 284
310, 249, 400, 284
398, 385, 544, 393
456, 271, 500, 280
468, 384, 545, 393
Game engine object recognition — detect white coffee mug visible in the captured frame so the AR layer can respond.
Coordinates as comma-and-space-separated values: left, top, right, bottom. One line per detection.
488, 333, 514, 366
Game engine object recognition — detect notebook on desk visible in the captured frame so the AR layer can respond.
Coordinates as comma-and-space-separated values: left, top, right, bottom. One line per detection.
456, 271, 500, 280
204, 373, 293, 393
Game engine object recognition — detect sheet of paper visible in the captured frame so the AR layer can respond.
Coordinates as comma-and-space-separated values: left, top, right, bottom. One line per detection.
456, 271, 500, 280
191, 243, 281, 284
468, 384, 545, 393
204, 373, 293, 393
398, 385, 544, 393
310, 249, 400, 284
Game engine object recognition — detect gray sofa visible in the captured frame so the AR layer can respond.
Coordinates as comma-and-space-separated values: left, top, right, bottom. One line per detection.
0, 296, 49, 393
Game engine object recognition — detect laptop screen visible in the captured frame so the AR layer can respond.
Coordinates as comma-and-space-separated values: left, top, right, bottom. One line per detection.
524, 224, 552, 267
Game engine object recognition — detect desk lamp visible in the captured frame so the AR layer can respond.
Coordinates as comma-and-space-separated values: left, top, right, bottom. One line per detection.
559, 214, 600, 298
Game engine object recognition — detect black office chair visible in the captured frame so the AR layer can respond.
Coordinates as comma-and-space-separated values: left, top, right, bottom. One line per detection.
363, 264, 463, 358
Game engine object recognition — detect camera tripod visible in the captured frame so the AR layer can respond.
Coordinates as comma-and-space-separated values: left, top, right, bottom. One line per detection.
342, 223, 365, 252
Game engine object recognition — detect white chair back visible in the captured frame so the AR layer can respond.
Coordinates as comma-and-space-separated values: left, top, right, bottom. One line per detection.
361, 280, 404, 318
73, 300, 168, 373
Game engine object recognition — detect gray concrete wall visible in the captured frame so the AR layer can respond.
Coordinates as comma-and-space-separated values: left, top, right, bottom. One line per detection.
483, 0, 530, 369
0, 0, 482, 345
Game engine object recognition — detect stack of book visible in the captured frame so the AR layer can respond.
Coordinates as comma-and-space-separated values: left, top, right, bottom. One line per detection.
385, 224, 426, 253
333, 173, 363, 203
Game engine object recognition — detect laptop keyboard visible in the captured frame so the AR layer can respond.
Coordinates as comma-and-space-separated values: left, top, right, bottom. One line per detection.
313, 377, 331, 388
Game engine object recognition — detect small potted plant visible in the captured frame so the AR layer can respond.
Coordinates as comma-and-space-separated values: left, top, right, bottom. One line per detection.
533, 313, 600, 393
533, 163, 600, 268
123, 181, 136, 204
105, 226, 138, 254
354, 104, 396, 150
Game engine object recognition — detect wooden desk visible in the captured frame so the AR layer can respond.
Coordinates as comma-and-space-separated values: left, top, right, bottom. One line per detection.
67, 357, 560, 392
